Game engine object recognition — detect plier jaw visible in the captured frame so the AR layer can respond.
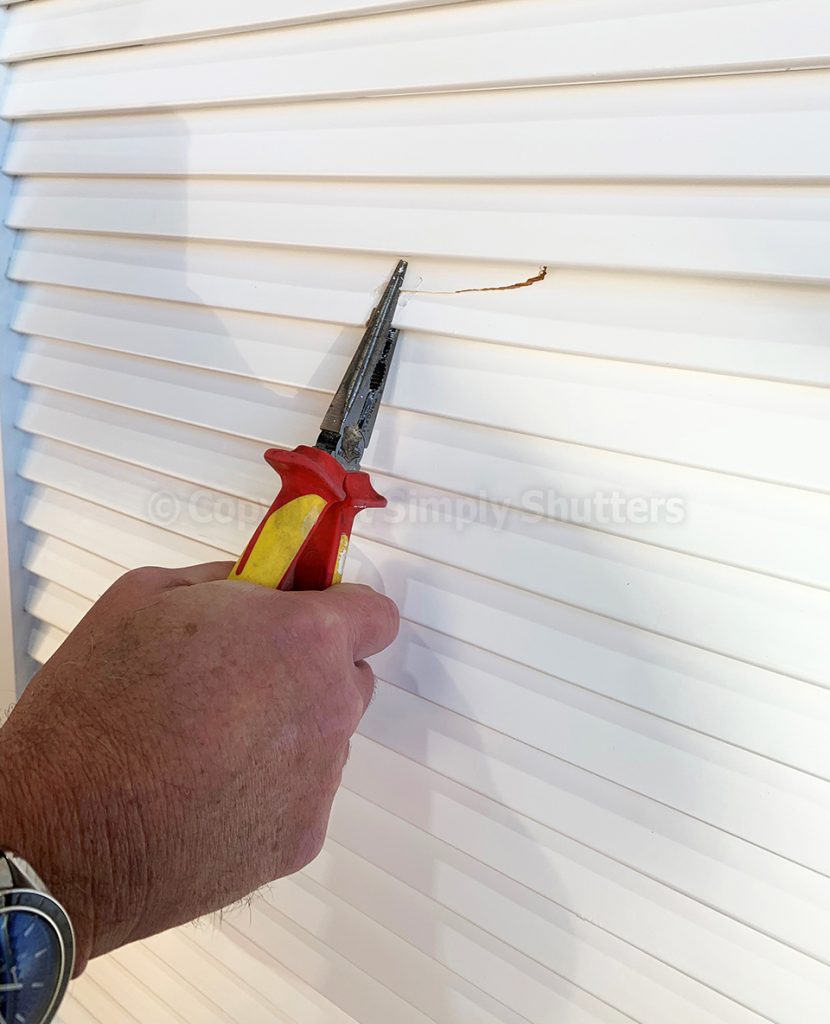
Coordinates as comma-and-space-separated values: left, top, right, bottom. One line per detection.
316, 259, 408, 472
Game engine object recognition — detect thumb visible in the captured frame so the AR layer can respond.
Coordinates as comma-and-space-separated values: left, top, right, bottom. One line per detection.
315, 583, 400, 661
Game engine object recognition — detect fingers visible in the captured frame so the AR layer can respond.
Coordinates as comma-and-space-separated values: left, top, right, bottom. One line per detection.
317, 584, 400, 662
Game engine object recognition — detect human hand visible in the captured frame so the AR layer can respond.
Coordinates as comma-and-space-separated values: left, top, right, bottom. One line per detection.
0, 562, 399, 973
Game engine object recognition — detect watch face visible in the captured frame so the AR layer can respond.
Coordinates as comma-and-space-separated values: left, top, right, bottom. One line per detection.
0, 908, 65, 1024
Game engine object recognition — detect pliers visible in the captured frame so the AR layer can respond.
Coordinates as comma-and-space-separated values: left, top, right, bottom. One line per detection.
230, 260, 408, 591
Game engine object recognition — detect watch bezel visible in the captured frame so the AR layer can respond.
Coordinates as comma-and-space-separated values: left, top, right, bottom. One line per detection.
0, 888, 75, 1024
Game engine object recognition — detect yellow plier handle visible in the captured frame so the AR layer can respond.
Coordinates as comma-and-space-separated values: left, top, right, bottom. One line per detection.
230, 446, 386, 592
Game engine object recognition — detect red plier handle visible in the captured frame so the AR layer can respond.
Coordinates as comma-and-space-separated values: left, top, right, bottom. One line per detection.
229, 446, 386, 592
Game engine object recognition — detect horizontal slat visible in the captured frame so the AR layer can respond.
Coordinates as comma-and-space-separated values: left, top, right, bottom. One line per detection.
10, 231, 392, 325
10, 239, 830, 495
25, 576, 89, 633
29, 620, 66, 664
23, 483, 227, 567
0, 0, 463, 62
5, 1, 830, 119
19, 483, 830, 963
6, 70, 830, 180
9, 176, 830, 284
24, 526, 122, 601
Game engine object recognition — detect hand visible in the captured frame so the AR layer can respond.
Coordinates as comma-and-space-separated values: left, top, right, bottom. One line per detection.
0, 563, 399, 974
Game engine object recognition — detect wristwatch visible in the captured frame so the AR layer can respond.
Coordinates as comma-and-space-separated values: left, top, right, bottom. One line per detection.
0, 852, 74, 1024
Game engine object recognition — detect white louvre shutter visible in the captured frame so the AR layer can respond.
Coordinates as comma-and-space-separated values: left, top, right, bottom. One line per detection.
1, 2, 829, 1023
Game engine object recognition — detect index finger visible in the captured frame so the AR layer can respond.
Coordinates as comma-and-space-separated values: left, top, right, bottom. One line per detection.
317, 584, 400, 662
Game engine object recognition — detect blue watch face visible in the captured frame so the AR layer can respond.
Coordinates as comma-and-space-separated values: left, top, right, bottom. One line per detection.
0, 909, 63, 1024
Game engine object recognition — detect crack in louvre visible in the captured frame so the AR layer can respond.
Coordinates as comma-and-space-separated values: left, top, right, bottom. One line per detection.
403, 266, 548, 296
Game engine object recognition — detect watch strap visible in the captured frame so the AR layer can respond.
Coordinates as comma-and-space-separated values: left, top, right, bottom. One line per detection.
0, 851, 50, 894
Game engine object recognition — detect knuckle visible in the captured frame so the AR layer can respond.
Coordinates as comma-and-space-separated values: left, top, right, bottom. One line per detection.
118, 566, 163, 590
288, 821, 329, 874
357, 660, 376, 688
275, 597, 340, 651
328, 744, 349, 786
360, 592, 400, 646
106, 566, 164, 603
378, 594, 401, 634
313, 690, 355, 743
354, 662, 377, 714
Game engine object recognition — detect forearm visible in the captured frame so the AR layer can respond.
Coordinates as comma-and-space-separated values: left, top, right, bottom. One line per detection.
0, 722, 136, 976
